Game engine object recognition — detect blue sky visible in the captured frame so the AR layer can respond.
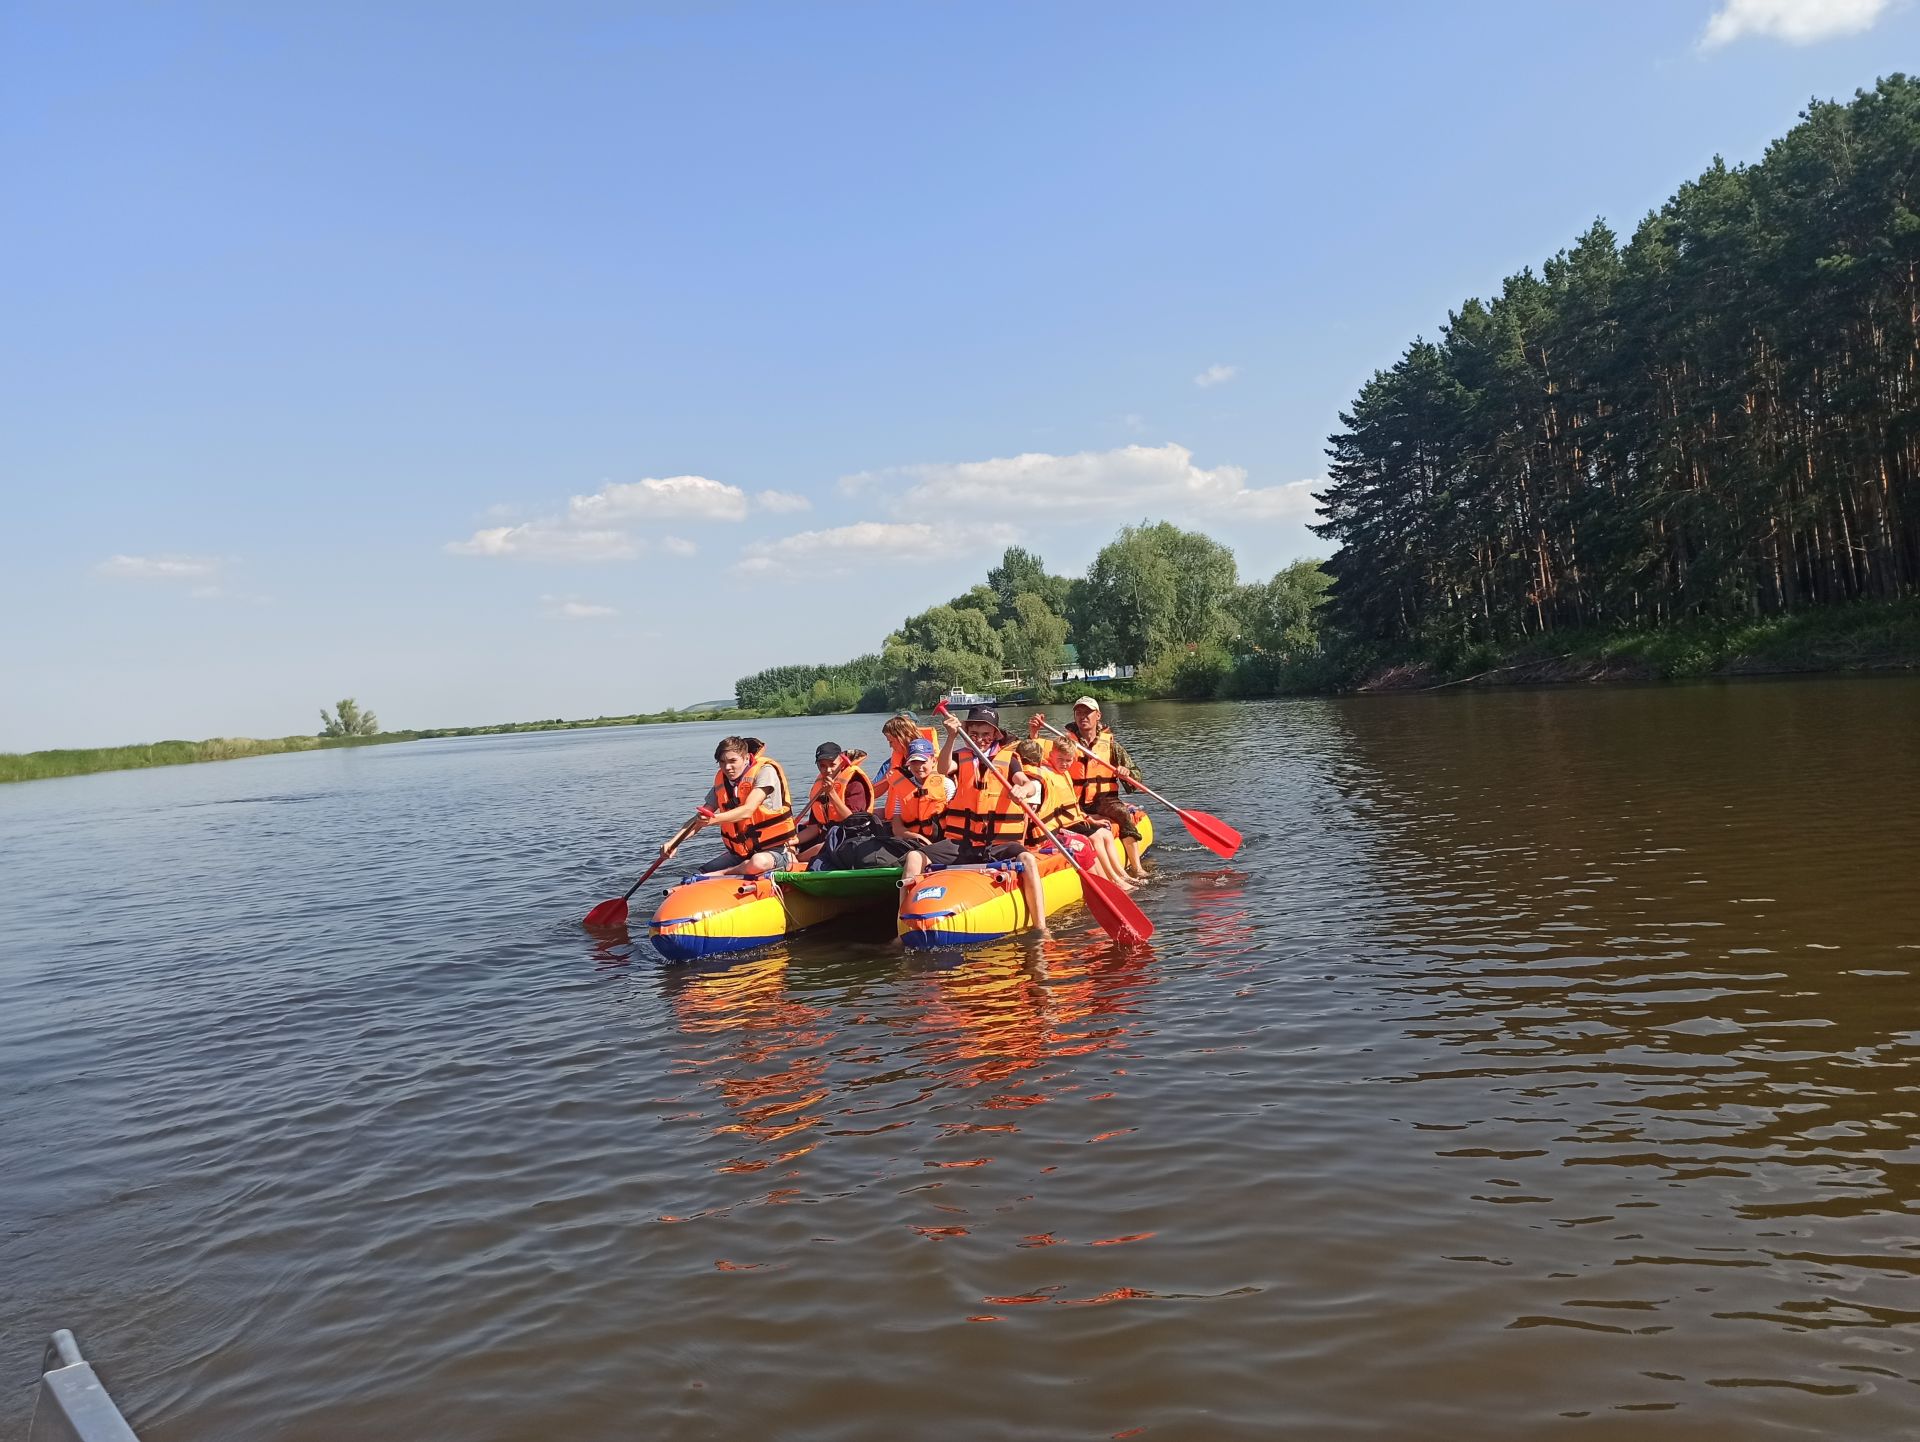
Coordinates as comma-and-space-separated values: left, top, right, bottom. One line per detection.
2, 0, 1911, 748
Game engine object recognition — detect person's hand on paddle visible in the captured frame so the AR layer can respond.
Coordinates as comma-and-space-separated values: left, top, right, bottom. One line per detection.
659, 808, 713, 859
1028, 712, 1046, 739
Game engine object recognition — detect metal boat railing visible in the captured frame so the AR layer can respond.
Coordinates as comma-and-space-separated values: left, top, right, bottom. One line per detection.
29, 1331, 141, 1442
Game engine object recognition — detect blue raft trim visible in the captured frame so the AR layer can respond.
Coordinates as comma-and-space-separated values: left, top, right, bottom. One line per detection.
649, 927, 783, 963
900, 927, 1012, 949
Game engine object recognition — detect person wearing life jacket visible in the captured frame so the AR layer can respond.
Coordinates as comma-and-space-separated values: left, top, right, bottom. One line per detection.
1008, 738, 1136, 893
871, 713, 939, 806
893, 738, 955, 888
883, 739, 949, 846
936, 705, 1029, 853
910, 705, 1051, 935
1031, 695, 1146, 879
794, 741, 873, 864
659, 735, 798, 877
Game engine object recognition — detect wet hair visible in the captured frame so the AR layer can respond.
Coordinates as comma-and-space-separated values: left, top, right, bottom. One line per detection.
882, 715, 919, 744
714, 735, 763, 763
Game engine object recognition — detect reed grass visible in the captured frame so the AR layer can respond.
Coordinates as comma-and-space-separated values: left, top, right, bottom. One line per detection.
0, 707, 760, 785
0, 734, 402, 784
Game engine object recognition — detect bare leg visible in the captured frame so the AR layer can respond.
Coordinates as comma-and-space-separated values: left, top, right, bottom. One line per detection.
1019, 851, 1050, 937
1091, 830, 1136, 891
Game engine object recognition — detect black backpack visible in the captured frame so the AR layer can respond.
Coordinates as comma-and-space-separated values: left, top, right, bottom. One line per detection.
817, 813, 911, 871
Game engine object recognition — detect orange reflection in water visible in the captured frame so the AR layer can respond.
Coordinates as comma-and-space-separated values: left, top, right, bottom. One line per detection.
661, 953, 834, 1166
1185, 871, 1258, 959
655, 940, 1160, 1194
902, 943, 1159, 1103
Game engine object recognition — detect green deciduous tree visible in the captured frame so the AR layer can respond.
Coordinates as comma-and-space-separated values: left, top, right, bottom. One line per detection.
1080, 522, 1241, 665
879, 603, 1004, 708
1000, 591, 1070, 692
320, 698, 379, 737
1234, 560, 1334, 657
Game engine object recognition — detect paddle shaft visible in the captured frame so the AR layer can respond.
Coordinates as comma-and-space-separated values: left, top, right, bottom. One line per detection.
936, 703, 1100, 890
1037, 720, 1175, 811
629, 814, 704, 898
1038, 718, 1240, 860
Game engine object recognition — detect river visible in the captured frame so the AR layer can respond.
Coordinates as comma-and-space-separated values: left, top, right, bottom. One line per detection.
3, 680, 1917, 1441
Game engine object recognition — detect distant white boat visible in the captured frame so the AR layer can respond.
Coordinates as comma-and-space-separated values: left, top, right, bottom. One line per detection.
942, 686, 998, 707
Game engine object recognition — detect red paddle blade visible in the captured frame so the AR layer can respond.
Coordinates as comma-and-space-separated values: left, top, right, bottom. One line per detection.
1080, 871, 1155, 944
1177, 808, 1242, 860
582, 897, 630, 929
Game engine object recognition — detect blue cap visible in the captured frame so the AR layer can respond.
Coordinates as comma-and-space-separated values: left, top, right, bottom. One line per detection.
906, 738, 936, 761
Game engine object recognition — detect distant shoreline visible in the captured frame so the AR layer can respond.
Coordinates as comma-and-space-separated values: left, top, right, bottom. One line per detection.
0, 707, 757, 786
9, 601, 1916, 786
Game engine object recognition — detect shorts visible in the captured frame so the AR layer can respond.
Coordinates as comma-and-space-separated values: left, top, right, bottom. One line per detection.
920, 838, 1026, 867
696, 845, 796, 874
1085, 794, 1141, 841
1046, 829, 1096, 865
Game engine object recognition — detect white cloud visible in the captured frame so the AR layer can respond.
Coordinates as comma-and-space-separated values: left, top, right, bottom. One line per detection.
1193, 363, 1239, 389
540, 594, 618, 620
662, 536, 698, 557
446, 523, 638, 562
755, 489, 812, 513
841, 443, 1317, 525
566, 475, 748, 524
733, 520, 1018, 578
1701, 0, 1888, 46
96, 553, 219, 582
448, 473, 753, 562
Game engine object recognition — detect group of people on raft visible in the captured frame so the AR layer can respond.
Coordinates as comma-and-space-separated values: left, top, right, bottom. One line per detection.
657, 698, 1148, 936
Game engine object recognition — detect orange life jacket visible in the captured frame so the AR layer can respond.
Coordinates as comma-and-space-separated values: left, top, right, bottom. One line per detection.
1060, 725, 1125, 808
806, 762, 872, 830
942, 744, 1027, 849
873, 726, 941, 806
881, 771, 949, 832
714, 752, 798, 860
1024, 767, 1086, 845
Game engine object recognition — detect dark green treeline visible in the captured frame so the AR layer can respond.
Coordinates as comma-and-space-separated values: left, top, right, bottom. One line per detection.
1315, 75, 1920, 653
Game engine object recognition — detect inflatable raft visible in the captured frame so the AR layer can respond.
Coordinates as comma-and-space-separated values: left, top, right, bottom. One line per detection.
648, 866, 899, 962
649, 810, 1154, 960
897, 810, 1153, 948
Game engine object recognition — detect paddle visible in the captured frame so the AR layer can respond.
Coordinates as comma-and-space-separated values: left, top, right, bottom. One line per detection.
583, 814, 703, 928
1037, 719, 1242, 860
936, 701, 1153, 944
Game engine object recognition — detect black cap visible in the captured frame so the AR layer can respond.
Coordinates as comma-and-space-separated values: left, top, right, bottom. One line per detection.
964, 705, 1000, 727
814, 741, 843, 763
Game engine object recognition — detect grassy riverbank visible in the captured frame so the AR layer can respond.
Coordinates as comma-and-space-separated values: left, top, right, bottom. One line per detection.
1357, 599, 1920, 691
0, 706, 758, 785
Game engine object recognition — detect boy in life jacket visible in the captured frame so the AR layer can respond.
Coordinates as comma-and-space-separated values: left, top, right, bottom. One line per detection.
794, 742, 872, 864
1031, 696, 1147, 879
870, 714, 935, 805
910, 705, 1052, 935
659, 735, 798, 877
891, 738, 952, 884
1009, 738, 1137, 893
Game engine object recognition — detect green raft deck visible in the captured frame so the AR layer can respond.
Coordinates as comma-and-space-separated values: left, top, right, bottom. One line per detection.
772, 866, 903, 899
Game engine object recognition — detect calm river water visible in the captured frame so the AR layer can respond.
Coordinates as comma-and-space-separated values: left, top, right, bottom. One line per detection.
4, 681, 1919, 1441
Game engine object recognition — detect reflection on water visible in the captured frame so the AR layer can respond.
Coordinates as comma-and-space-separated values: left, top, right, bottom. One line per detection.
1, 682, 1917, 1440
